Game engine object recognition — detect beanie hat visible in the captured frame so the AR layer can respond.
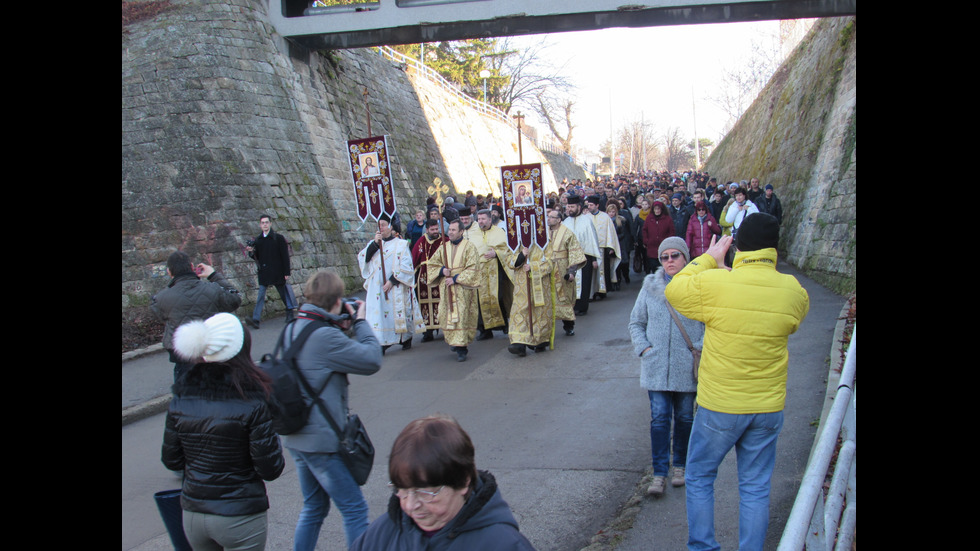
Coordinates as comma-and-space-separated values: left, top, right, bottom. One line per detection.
172, 312, 244, 364
658, 236, 690, 261
735, 213, 780, 252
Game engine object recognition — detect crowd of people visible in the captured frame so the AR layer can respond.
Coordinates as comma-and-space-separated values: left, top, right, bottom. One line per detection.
152, 168, 806, 550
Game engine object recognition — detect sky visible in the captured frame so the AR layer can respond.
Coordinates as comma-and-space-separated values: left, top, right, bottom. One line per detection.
504, 19, 799, 156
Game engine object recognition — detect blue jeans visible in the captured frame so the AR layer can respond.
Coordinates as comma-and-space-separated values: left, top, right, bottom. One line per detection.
685, 407, 784, 551
252, 283, 297, 322
648, 391, 696, 476
289, 449, 369, 551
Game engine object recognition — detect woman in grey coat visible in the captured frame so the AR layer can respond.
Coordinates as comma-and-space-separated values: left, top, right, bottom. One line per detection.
628, 236, 704, 497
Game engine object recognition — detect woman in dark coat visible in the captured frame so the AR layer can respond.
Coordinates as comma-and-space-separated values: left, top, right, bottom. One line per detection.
162, 312, 284, 551
351, 415, 536, 551
641, 201, 675, 274
606, 201, 633, 287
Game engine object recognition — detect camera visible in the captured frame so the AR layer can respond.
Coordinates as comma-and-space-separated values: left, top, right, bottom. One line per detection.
245, 238, 256, 248
338, 297, 360, 320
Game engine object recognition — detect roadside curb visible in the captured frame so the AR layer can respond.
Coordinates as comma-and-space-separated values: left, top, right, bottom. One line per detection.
122, 394, 171, 426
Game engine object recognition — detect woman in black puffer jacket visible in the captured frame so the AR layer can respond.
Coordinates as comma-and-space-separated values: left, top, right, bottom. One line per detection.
162, 312, 285, 551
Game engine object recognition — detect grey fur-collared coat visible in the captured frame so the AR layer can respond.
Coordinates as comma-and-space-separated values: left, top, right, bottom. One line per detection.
628, 268, 704, 392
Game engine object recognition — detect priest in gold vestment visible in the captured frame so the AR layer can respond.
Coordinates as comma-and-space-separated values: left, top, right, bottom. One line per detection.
544, 208, 587, 336
425, 218, 482, 362
463, 209, 514, 340
505, 244, 554, 357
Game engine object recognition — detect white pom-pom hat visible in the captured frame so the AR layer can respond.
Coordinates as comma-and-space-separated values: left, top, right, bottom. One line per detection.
172, 312, 245, 364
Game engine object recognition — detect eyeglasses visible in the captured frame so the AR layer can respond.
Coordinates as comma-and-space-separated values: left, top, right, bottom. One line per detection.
659, 252, 684, 262
388, 483, 445, 503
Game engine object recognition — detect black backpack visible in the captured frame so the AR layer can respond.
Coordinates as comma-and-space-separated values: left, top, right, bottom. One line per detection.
260, 320, 329, 435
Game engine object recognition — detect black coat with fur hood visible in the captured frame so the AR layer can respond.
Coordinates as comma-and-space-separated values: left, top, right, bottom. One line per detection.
161, 364, 284, 516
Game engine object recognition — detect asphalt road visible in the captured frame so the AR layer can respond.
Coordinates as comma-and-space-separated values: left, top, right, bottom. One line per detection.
122, 260, 846, 551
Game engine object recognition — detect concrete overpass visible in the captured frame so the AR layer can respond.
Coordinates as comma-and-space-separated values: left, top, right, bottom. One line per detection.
268, 0, 857, 50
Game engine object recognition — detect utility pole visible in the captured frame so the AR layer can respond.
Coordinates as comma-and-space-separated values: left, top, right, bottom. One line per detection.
692, 86, 700, 169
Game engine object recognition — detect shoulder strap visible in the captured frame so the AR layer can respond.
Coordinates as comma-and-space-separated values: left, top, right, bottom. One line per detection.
279, 319, 347, 438
294, 369, 346, 438
666, 305, 696, 352
275, 319, 323, 359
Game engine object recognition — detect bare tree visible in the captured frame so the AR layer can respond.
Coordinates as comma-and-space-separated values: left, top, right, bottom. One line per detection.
613, 117, 658, 174
706, 28, 784, 131
491, 36, 576, 116
660, 126, 695, 173
535, 94, 576, 154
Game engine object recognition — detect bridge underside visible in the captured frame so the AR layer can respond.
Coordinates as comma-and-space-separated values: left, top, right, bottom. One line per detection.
270, 0, 857, 50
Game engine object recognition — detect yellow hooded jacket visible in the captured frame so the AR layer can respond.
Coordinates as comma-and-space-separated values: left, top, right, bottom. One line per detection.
664, 248, 810, 414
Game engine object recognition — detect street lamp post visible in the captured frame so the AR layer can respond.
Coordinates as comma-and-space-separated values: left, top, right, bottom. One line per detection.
480, 69, 490, 103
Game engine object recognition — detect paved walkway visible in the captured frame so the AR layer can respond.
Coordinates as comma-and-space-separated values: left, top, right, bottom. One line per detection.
122, 261, 848, 550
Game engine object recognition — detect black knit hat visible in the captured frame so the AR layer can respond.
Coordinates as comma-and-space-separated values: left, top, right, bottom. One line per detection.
736, 213, 780, 251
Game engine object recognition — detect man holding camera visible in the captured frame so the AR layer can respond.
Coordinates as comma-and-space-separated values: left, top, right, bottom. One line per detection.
151, 250, 242, 382
280, 269, 383, 549
357, 213, 426, 354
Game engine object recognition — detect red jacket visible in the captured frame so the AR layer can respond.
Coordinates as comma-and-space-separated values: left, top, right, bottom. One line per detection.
685, 212, 722, 258
641, 210, 675, 257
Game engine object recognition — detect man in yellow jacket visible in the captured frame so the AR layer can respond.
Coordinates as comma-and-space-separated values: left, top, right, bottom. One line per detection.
665, 213, 809, 551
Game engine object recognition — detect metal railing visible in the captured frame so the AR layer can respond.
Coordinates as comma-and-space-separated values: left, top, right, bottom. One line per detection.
375, 45, 585, 169
778, 328, 856, 551
376, 45, 511, 125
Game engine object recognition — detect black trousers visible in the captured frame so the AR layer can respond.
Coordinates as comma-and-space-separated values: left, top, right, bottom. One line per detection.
575, 255, 596, 314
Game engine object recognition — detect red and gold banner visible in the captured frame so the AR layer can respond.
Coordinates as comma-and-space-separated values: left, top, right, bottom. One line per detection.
501, 163, 548, 251
348, 136, 397, 222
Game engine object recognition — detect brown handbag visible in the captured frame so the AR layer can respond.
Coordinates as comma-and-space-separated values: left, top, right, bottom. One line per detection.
667, 305, 701, 382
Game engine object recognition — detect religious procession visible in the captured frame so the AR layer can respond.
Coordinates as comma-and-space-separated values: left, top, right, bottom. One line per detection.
354, 178, 628, 364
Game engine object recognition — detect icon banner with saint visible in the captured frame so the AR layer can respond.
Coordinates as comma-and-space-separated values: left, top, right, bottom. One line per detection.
348, 136, 396, 222
500, 163, 547, 251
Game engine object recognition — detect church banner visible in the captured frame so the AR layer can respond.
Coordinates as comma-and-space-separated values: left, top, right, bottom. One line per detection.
501, 163, 548, 251
348, 135, 397, 222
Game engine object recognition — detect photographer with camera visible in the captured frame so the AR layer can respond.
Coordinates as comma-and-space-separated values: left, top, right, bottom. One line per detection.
280, 269, 383, 550
151, 250, 242, 383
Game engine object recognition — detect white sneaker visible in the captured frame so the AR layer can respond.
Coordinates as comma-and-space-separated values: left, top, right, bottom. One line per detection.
647, 475, 666, 497
672, 467, 685, 487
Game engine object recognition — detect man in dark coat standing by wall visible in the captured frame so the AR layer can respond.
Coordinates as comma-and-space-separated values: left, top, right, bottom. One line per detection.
756, 184, 784, 225
246, 214, 297, 328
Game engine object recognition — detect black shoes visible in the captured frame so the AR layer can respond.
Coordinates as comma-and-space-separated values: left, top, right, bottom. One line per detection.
401, 338, 412, 350
508, 344, 526, 357
456, 347, 468, 362
476, 330, 494, 341
421, 330, 434, 342
246, 318, 260, 329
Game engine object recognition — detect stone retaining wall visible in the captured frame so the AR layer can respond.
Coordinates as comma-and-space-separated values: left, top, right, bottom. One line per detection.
121, 0, 577, 321
703, 17, 856, 294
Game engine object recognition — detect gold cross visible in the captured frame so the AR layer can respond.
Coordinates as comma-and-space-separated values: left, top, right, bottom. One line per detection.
427, 177, 450, 207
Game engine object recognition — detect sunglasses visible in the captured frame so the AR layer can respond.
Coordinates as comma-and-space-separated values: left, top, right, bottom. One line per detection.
659, 252, 684, 262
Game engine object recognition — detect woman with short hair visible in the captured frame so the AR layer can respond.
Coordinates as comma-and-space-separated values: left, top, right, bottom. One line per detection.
351, 415, 536, 550
628, 237, 704, 497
